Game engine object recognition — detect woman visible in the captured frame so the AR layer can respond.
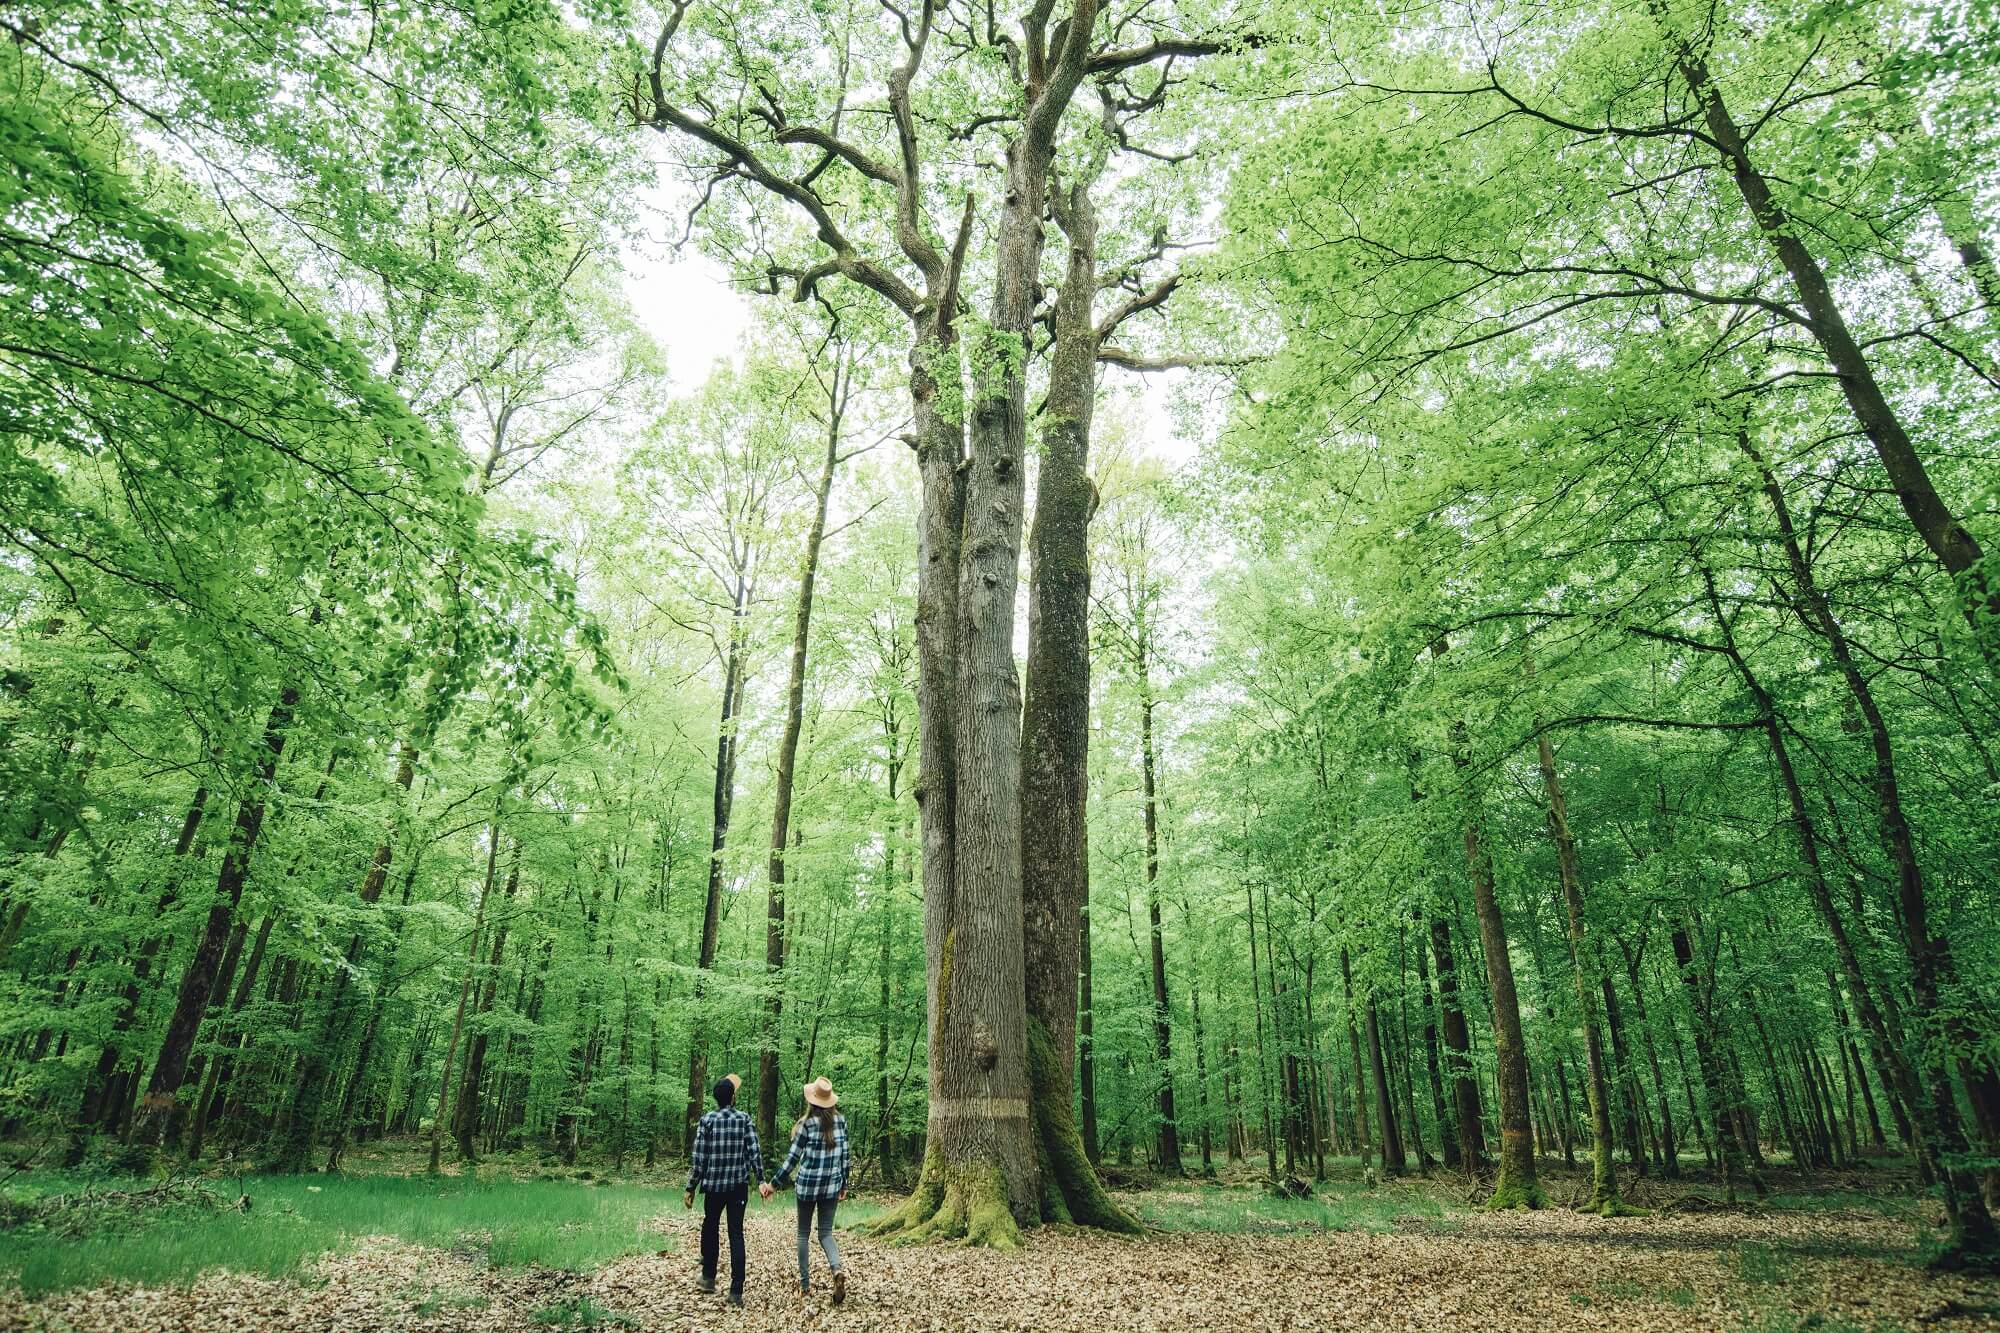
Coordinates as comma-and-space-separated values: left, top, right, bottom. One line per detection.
761, 1075, 850, 1303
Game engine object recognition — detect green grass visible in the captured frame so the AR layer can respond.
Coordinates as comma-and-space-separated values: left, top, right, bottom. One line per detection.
833, 1196, 888, 1229
532, 1295, 636, 1327
1130, 1182, 1450, 1235
1732, 1241, 1790, 1286
0, 1171, 674, 1298
1763, 1191, 1905, 1217
1597, 1276, 1697, 1306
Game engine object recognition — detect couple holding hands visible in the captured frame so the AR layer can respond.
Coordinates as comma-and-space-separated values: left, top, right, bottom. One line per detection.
683, 1073, 850, 1307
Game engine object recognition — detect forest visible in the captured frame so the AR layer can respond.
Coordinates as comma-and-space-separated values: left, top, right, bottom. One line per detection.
2, 0, 1999, 1326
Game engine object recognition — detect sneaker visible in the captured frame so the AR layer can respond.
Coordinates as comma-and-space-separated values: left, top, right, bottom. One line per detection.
697, 1275, 716, 1295
832, 1271, 846, 1306
726, 1291, 743, 1308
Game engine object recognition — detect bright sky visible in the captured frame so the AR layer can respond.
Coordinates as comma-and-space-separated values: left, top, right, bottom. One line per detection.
618, 178, 1203, 467
619, 182, 752, 392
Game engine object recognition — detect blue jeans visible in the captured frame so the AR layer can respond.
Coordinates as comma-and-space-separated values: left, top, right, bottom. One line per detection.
795, 1195, 840, 1290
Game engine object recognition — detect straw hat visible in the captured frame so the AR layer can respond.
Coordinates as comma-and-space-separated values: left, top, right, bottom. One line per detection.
723, 1073, 743, 1093
803, 1076, 838, 1109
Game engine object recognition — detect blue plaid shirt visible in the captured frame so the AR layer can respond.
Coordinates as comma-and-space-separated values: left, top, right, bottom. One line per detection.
685, 1106, 764, 1194
773, 1113, 849, 1201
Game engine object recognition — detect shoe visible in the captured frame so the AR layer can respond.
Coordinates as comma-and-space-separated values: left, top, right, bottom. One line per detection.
726, 1291, 743, 1308
697, 1275, 715, 1295
832, 1271, 846, 1305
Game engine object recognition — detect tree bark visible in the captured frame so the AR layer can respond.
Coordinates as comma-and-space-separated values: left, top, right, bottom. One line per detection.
1535, 728, 1623, 1212
454, 848, 520, 1162
430, 816, 501, 1174
1660, 16, 1996, 647
1431, 916, 1486, 1169
687, 580, 748, 1151
1017, 178, 1134, 1229
134, 686, 298, 1146
760, 377, 845, 1147
1456, 736, 1543, 1208
1138, 661, 1181, 1174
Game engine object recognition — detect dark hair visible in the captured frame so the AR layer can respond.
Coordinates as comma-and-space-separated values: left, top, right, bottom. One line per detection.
800, 1102, 836, 1146
713, 1077, 736, 1107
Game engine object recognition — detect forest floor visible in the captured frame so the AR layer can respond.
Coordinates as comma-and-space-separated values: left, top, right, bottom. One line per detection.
3, 1145, 1999, 1330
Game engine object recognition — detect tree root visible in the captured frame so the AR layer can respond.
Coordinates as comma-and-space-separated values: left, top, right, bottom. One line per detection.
868, 1159, 1023, 1250
1483, 1177, 1550, 1211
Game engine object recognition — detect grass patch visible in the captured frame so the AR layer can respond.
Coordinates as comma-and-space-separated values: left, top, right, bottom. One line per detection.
1763, 1191, 1905, 1217
1732, 1241, 1790, 1286
1597, 1277, 1697, 1306
1129, 1181, 1449, 1235
833, 1196, 888, 1229
532, 1295, 636, 1327
0, 1171, 674, 1297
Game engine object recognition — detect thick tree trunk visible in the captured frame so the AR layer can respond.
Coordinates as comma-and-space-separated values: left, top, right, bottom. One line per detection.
134, 687, 298, 1146
1456, 741, 1542, 1209
875, 236, 1038, 1241
1018, 181, 1133, 1229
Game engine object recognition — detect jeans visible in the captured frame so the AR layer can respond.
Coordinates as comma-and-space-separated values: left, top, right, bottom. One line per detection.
795, 1195, 840, 1290
700, 1186, 748, 1294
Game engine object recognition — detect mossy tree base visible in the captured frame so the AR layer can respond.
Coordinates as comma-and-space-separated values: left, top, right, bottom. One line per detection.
1580, 1197, 1652, 1218
1483, 1176, 1549, 1211
868, 1155, 1023, 1249
1028, 1020, 1143, 1236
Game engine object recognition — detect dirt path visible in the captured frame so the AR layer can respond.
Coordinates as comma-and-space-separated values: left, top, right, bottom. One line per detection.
6, 1198, 2000, 1330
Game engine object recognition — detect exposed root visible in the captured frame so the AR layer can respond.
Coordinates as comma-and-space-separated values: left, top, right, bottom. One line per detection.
1484, 1178, 1550, 1211
868, 1157, 1022, 1250
1580, 1196, 1653, 1218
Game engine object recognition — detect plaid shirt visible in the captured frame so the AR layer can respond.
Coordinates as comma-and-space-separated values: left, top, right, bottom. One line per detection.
773, 1113, 849, 1201
684, 1106, 764, 1194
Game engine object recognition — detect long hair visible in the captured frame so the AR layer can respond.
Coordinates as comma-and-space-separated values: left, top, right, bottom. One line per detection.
800, 1101, 836, 1147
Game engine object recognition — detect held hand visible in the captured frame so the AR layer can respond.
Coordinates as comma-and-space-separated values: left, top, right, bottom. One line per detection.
838, 1190, 847, 1203
759, 1183, 774, 1201
683, 1192, 693, 1210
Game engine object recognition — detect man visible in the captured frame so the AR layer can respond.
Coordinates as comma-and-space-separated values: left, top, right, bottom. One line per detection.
683, 1072, 764, 1306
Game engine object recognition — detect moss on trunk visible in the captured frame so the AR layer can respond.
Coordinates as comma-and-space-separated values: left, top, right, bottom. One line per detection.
868, 1148, 1024, 1249
1028, 1018, 1142, 1234
1484, 1129, 1548, 1211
